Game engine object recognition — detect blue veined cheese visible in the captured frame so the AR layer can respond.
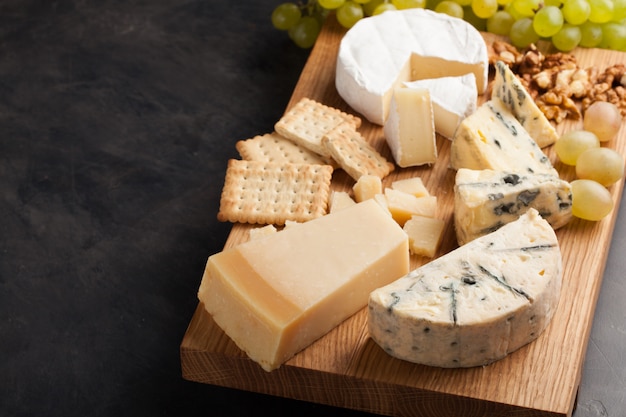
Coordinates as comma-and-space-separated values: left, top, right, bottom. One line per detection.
403, 74, 477, 140
454, 168, 572, 245
492, 60, 559, 148
336, 9, 488, 125
450, 97, 558, 177
368, 209, 562, 368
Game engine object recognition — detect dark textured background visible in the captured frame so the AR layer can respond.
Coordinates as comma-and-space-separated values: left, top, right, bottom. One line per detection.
1, 1, 624, 416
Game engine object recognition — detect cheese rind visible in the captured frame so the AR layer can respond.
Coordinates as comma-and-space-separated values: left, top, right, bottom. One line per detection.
493, 60, 559, 148
336, 8, 488, 125
368, 209, 562, 368
404, 74, 477, 139
454, 168, 572, 245
450, 98, 558, 177
384, 87, 437, 167
199, 199, 409, 371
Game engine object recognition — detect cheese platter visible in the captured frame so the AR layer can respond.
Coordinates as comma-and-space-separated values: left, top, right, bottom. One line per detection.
180, 12, 626, 417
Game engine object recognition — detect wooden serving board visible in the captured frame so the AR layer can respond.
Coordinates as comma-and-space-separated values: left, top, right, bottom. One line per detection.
181, 15, 626, 417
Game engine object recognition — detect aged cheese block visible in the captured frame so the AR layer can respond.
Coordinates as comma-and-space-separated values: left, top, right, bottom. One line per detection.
384, 86, 437, 167
368, 209, 562, 368
454, 168, 573, 245
198, 199, 410, 372
336, 8, 488, 125
492, 60, 559, 148
404, 74, 477, 139
450, 97, 558, 177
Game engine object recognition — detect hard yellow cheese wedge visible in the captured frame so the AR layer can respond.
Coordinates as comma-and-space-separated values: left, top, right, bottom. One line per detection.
198, 199, 410, 372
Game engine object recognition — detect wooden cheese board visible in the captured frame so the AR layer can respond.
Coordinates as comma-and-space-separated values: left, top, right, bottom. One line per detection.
180, 14, 626, 417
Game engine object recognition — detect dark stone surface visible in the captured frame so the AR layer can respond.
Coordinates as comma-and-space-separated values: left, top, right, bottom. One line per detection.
0, 1, 624, 416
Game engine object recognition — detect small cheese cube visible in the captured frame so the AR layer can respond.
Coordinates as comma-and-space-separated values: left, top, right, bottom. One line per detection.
384, 188, 437, 226
403, 215, 445, 258
329, 190, 356, 213
391, 176, 430, 197
248, 224, 278, 241
198, 200, 409, 372
353, 174, 383, 203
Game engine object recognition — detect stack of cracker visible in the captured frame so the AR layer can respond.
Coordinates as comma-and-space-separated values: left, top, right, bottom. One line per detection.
217, 97, 394, 226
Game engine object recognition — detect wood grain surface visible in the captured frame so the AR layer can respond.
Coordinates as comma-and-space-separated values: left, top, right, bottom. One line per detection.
180, 14, 626, 417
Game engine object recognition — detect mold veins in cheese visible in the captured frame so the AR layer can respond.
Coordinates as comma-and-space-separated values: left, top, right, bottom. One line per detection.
454, 168, 573, 245
335, 9, 488, 126
198, 199, 410, 372
368, 209, 562, 368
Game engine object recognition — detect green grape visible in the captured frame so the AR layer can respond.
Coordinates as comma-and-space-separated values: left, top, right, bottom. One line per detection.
271, 3, 302, 30
318, 0, 346, 9
552, 23, 582, 50
363, 0, 384, 15
392, 0, 427, 8
583, 101, 623, 142
487, 10, 515, 35
512, 0, 540, 17
613, 0, 626, 20
462, 5, 488, 29
570, 179, 614, 221
576, 147, 625, 187
599, 22, 626, 50
471, 0, 498, 18
337, 1, 365, 28
288, 15, 321, 48
579, 21, 604, 46
373, 2, 398, 14
533, 6, 564, 37
454, 0, 473, 7
505, 1, 528, 20
544, 0, 563, 6
562, 0, 591, 25
353, 0, 371, 3
509, 17, 540, 47
436, 0, 465, 17
588, 0, 614, 23
554, 130, 600, 165
497, 0, 514, 6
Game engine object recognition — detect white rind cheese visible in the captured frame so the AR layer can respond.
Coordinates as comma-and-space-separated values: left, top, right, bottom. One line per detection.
336, 9, 488, 125
404, 74, 477, 139
450, 97, 558, 177
454, 168, 573, 245
384, 87, 437, 167
368, 209, 562, 368
492, 60, 559, 148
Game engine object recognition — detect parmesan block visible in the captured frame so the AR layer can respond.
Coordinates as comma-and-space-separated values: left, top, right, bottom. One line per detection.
454, 168, 573, 245
384, 87, 437, 167
199, 199, 410, 372
368, 209, 562, 368
336, 8, 488, 125
450, 98, 558, 177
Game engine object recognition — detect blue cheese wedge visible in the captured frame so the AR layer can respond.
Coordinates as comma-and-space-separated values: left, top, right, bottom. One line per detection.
450, 97, 558, 177
454, 168, 573, 245
368, 209, 562, 368
492, 60, 559, 148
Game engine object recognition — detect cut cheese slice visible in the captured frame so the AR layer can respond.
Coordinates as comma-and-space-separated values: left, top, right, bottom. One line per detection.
384, 87, 437, 167
368, 208, 562, 368
492, 60, 559, 148
336, 8, 488, 125
199, 199, 409, 372
450, 97, 558, 177
404, 74, 477, 139
454, 168, 573, 245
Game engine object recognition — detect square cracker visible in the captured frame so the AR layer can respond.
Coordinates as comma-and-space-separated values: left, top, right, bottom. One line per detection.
322, 122, 394, 182
236, 132, 334, 167
217, 159, 333, 225
275, 97, 361, 157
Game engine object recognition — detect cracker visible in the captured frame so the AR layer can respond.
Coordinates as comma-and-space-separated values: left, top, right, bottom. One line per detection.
217, 159, 333, 225
235, 132, 333, 167
274, 97, 361, 157
322, 122, 394, 182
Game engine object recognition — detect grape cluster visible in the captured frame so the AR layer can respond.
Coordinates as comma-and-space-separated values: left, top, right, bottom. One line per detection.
271, 0, 626, 51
